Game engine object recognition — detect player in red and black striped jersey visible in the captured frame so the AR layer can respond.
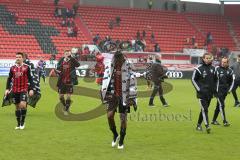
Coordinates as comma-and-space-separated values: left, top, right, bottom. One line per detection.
56, 50, 80, 114
5, 52, 34, 130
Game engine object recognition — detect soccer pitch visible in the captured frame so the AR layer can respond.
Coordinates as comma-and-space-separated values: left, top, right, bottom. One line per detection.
0, 77, 240, 160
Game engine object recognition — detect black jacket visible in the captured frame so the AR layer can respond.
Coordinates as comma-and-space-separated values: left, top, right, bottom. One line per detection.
215, 66, 234, 97
230, 62, 240, 81
151, 60, 166, 83
192, 62, 216, 99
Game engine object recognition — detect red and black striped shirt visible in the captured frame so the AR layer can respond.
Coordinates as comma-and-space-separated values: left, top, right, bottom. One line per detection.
6, 64, 33, 93
114, 61, 123, 97
62, 60, 71, 84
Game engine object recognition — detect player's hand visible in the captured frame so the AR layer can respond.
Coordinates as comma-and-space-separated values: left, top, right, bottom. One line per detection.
29, 90, 34, 97
4, 89, 10, 96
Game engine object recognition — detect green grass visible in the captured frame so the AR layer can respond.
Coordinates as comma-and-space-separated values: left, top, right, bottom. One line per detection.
0, 77, 240, 160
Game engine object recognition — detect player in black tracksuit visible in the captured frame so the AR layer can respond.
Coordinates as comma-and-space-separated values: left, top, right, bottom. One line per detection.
192, 53, 216, 133
212, 57, 234, 126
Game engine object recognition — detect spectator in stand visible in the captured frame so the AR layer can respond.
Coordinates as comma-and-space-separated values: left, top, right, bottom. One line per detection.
72, 9, 76, 18
93, 34, 100, 45
54, 0, 59, 6
67, 26, 74, 37
71, 20, 75, 27
212, 56, 220, 67
193, 43, 198, 49
206, 32, 213, 45
66, 8, 71, 18
192, 36, 196, 46
154, 43, 161, 52
109, 20, 114, 29
148, 0, 153, 9
61, 18, 67, 27
131, 38, 136, 51
66, 18, 71, 27
54, 7, 59, 17
15, 13, 18, 21
172, 3, 177, 11
116, 16, 121, 26
73, 25, 78, 37
136, 30, 141, 40
142, 30, 146, 39
73, 3, 79, 13
182, 2, 186, 12
165, 1, 168, 10
141, 39, 146, 51
151, 31, 155, 43
58, 8, 62, 17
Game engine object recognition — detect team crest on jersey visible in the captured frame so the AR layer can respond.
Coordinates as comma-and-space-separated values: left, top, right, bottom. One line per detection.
203, 70, 207, 78
210, 69, 214, 73
22, 67, 27, 72
15, 72, 23, 78
63, 64, 70, 69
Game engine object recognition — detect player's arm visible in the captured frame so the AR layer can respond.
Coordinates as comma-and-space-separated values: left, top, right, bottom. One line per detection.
5, 67, 13, 95
191, 67, 201, 92
43, 61, 46, 69
56, 58, 63, 73
27, 66, 34, 96
228, 69, 235, 92
128, 62, 138, 111
213, 67, 218, 93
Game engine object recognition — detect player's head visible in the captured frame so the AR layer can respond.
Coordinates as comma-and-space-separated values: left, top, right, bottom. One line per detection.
22, 53, 28, 61
202, 53, 212, 65
16, 52, 24, 65
220, 57, 229, 68
64, 50, 71, 59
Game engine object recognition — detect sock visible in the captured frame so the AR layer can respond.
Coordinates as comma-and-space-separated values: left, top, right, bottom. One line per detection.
197, 112, 203, 125
119, 127, 126, 146
149, 97, 154, 105
60, 96, 66, 106
66, 99, 71, 111
15, 110, 21, 127
212, 109, 219, 122
110, 126, 118, 141
20, 109, 27, 126
160, 96, 167, 105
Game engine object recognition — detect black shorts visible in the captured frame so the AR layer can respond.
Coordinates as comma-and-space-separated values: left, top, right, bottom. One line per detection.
12, 92, 28, 104
58, 84, 73, 94
106, 96, 130, 113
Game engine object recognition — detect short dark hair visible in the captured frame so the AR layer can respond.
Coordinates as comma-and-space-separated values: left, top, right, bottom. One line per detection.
64, 50, 71, 53
16, 52, 24, 57
202, 52, 212, 59
221, 57, 229, 63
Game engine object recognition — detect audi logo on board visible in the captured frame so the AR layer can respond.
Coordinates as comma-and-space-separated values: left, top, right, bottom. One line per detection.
166, 71, 183, 79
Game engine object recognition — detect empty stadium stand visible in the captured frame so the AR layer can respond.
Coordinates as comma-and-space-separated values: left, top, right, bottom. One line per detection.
0, 0, 89, 59
185, 13, 236, 50
78, 5, 203, 52
0, 0, 239, 60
